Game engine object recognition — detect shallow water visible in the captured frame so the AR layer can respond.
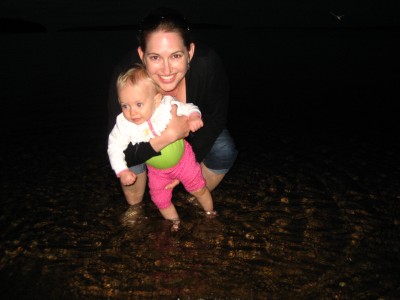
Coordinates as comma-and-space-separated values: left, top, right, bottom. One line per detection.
2, 122, 399, 299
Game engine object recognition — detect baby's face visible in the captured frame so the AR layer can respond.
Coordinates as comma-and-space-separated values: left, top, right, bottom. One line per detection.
118, 80, 160, 125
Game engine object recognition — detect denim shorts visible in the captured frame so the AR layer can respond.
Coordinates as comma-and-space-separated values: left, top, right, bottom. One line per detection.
129, 129, 238, 175
202, 129, 238, 174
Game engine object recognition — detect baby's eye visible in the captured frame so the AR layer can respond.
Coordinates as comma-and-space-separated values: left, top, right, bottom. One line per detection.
136, 103, 143, 108
121, 104, 129, 110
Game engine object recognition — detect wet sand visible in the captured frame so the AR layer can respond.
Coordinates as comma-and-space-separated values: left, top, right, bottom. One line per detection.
1, 28, 400, 299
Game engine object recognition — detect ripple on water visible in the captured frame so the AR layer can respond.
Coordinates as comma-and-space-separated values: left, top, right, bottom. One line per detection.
1, 136, 400, 299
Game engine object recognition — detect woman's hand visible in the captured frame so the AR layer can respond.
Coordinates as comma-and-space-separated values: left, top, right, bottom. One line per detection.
165, 179, 180, 190
166, 105, 190, 139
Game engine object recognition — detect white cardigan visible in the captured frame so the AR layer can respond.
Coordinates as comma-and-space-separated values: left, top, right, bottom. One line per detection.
107, 95, 201, 175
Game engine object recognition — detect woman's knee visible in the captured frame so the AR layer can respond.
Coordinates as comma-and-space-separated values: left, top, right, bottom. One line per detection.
203, 129, 238, 172
121, 172, 147, 205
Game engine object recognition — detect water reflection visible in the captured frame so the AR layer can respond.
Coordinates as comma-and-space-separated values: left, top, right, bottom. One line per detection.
1, 130, 399, 299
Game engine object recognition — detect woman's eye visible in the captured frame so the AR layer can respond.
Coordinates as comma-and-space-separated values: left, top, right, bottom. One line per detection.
172, 53, 182, 59
149, 55, 159, 61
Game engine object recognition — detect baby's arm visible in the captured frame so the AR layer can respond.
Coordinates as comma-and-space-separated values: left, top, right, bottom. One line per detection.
117, 169, 137, 186
188, 113, 203, 132
108, 115, 138, 184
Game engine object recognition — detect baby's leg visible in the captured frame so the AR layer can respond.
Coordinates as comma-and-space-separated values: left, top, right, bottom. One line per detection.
159, 203, 179, 221
148, 168, 179, 220
159, 204, 180, 231
190, 186, 214, 213
150, 190, 181, 227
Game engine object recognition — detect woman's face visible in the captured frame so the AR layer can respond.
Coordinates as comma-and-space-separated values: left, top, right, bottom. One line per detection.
138, 31, 194, 93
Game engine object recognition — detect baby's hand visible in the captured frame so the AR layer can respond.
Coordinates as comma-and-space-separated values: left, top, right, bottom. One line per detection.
188, 114, 203, 132
119, 170, 137, 186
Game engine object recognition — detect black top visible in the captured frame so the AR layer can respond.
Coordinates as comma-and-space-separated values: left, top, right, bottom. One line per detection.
107, 42, 229, 165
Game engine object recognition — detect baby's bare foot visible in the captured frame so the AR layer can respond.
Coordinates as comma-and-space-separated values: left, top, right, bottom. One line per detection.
205, 210, 218, 218
170, 219, 181, 232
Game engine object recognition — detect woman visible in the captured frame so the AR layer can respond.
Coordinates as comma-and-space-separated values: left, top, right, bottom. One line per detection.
108, 7, 238, 207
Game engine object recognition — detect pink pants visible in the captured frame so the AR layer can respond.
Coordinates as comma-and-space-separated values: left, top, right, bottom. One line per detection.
147, 140, 205, 209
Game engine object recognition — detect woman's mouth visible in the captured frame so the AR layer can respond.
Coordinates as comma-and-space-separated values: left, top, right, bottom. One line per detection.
159, 74, 175, 83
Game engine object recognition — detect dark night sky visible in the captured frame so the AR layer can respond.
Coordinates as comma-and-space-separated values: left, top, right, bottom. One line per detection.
1, 1, 400, 138
2, 0, 399, 31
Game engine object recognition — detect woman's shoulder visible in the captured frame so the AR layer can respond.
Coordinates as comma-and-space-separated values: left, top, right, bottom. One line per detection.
190, 42, 223, 74
189, 42, 225, 83
193, 42, 219, 60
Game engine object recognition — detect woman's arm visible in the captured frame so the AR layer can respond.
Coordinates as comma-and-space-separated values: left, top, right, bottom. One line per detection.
186, 44, 230, 162
120, 106, 190, 167
149, 105, 190, 152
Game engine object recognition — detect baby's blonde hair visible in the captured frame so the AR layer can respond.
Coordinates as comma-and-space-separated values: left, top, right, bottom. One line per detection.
116, 63, 161, 94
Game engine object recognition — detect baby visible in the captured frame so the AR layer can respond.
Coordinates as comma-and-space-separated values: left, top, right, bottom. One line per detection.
108, 64, 216, 230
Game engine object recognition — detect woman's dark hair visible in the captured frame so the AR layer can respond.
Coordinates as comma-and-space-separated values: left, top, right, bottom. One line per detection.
137, 7, 192, 52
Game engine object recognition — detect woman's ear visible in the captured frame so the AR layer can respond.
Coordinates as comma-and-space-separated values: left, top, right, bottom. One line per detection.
188, 43, 195, 61
138, 47, 144, 62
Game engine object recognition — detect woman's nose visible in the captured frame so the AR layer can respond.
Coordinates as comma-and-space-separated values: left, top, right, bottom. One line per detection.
162, 60, 171, 74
